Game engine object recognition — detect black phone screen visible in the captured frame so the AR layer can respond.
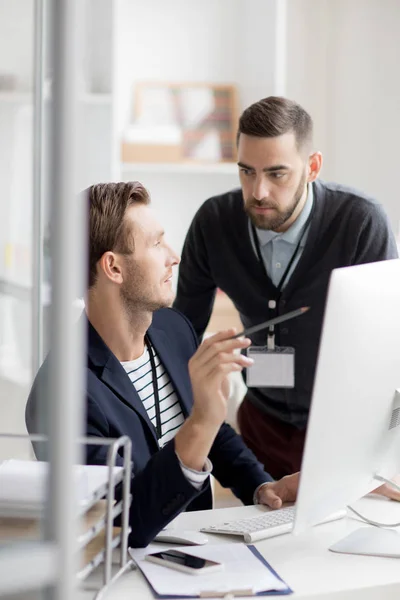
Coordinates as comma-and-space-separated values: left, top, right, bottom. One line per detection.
150, 550, 219, 569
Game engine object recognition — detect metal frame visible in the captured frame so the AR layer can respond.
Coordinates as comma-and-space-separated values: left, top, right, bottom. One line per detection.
0, 1, 85, 597
32, 0, 46, 375
0, 433, 134, 599
47, 1, 86, 598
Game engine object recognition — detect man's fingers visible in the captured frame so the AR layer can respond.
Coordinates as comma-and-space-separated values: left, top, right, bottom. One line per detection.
200, 335, 251, 360
260, 486, 283, 509
191, 334, 252, 372
198, 329, 250, 354
206, 361, 245, 383
197, 329, 238, 356
257, 474, 299, 509
216, 352, 253, 367
194, 353, 253, 382
375, 483, 400, 502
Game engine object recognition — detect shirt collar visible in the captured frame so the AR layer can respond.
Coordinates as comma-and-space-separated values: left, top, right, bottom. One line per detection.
255, 183, 314, 247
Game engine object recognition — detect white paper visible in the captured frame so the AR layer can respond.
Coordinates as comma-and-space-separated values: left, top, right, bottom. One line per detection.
129, 542, 288, 596
0, 460, 123, 514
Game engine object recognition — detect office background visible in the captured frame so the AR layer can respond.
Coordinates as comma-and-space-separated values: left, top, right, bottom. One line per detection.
0, 0, 400, 595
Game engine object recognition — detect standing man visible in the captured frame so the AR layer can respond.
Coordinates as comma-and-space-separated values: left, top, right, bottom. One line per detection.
174, 96, 398, 480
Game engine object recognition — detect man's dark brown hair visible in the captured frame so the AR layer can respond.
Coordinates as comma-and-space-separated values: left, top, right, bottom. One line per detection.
237, 96, 313, 151
87, 181, 150, 288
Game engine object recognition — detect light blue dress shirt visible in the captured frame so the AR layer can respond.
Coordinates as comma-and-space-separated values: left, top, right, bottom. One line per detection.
249, 184, 314, 288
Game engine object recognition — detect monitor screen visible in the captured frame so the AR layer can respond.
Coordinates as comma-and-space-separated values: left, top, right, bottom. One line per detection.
294, 259, 400, 535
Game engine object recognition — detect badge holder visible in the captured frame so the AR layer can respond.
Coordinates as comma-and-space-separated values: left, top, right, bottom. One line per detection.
246, 300, 295, 388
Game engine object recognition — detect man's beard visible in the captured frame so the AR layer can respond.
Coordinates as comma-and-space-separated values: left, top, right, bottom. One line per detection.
120, 262, 170, 322
245, 172, 307, 231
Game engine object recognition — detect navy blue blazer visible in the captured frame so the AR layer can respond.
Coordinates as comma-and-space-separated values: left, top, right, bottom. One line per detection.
26, 307, 271, 546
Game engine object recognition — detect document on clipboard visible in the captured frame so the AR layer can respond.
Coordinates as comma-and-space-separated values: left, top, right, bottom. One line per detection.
129, 542, 292, 597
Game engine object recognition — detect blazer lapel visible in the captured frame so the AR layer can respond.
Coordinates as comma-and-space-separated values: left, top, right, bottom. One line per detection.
146, 325, 194, 418
87, 318, 159, 447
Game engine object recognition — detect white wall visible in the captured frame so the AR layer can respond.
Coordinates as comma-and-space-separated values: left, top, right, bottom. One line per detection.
0, 0, 33, 91
325, 0, 400, 233
115, 0, 280, 264
115, 0, 279, 135
286, 0, 400, 236
286, 0, 331, 156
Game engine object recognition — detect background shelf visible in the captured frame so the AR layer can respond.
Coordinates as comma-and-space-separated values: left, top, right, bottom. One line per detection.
121, 162, 238, 175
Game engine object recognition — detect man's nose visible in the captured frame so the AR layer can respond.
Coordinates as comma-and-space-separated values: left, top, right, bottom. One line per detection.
168, 247, 180, 266
252, 176, 270, 201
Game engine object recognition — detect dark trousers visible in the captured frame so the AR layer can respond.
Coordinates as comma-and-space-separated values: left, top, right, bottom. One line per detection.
237, 395, 306, 480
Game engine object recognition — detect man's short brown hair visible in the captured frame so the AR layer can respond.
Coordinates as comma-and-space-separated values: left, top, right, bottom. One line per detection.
87, 181, 150, 288
237, 96, 313, 151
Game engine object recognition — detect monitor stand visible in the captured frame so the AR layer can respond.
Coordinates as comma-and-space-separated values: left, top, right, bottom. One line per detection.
329, 527, 400, 558
330, 390, 400, 558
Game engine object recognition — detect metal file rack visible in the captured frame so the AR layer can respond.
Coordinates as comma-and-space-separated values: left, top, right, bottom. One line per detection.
0, 433, 135, 600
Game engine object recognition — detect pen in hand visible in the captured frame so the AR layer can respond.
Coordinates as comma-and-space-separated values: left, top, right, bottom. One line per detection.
230, 306, 310, 339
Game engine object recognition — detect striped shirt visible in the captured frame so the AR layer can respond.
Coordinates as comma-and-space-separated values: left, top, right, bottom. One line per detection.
121, 343, 184, 447
121, 342, 212, 490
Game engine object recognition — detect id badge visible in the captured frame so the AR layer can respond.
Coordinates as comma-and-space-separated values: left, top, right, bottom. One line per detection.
246, 346, 295, 388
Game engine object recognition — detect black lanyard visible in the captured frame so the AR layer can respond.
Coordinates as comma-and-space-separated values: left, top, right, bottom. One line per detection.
145, 335, 162, 440
251, 211, 313, 346
251, 209, 314, 300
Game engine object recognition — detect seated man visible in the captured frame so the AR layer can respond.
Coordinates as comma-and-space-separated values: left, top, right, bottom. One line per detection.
26, 181, 298, 548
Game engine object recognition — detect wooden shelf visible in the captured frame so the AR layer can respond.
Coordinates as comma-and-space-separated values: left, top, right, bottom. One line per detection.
0, 500, 108, 545
121, 162, 238, 175
0, 500, 123, 580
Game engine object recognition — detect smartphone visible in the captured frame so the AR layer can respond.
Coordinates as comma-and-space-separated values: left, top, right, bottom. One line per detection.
145, 549, 223, 575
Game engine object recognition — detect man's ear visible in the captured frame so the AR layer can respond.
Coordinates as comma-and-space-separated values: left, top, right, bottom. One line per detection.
98, 251, 124, 285
307, 151, 323, 182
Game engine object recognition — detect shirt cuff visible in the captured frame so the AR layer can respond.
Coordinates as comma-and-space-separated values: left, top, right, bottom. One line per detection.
253, 481, 271, 505
175, 452, 213, 491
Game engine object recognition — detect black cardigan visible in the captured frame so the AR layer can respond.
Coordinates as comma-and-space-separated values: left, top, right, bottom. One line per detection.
174, 180, 398, 429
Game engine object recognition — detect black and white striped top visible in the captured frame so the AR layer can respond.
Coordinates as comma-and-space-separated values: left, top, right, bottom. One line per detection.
121, 343, 185, 447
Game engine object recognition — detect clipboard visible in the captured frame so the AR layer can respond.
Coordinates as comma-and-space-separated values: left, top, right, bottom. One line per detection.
130, 544, 292, 598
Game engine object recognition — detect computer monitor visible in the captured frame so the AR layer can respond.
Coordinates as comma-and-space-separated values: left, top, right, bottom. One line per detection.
293, 258, 400, 555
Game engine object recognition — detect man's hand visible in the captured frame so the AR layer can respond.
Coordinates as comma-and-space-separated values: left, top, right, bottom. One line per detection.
188, 329, 253, 429
175, 329, 253, 471
257, 472, 300, 509
371, 475, 400, 501
256, 473, 400, 510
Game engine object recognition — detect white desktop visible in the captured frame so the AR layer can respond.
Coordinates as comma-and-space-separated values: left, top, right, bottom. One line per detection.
293, 258, 400, 556
202, 259, 400, 555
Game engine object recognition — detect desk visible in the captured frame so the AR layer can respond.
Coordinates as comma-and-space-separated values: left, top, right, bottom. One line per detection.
81, 496, 400, 599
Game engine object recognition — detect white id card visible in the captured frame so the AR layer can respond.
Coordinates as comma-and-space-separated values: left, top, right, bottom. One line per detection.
246, 346, 295, 388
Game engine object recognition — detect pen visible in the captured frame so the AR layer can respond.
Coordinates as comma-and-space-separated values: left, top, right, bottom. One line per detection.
230, 306, 310, 339
199, 589, 254, 597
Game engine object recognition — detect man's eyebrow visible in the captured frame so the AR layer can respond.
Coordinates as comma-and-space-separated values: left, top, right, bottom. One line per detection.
237, 161, 254, 170
150, 229, 165, 240
264, 164, 290, 172
237, 162, 290, 172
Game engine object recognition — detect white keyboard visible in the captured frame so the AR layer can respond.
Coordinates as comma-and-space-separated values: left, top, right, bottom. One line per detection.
201, 506, 346, 544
